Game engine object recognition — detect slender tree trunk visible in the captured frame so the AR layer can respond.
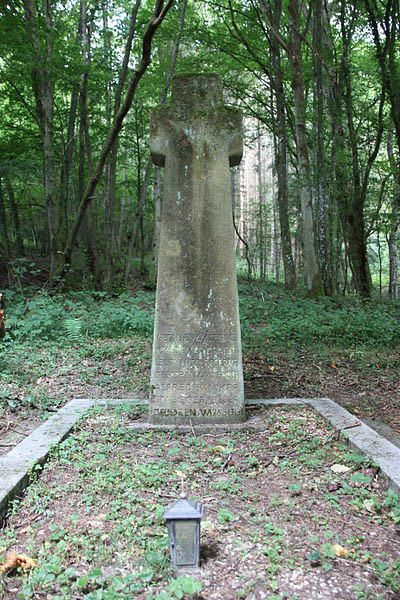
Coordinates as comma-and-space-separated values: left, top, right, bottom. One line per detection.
339, 12, 371, 297
288, 0, 322, 297
104, 0, 142, 290
387, 129, 400, 299
263, 0, 296, 290
330, 3, 383, 297
0, 178, 11, 260
117, 135, 131, 249
76, 0, 101, 289
312, 0, 333, 295
51, 0, 174, 288
124, 160, 153, 285
4, 175, 24, 256
59, 85, 79, 245
59, 5, 85, 246
377, 229, 382, 298
151, 166, 162, 280
24, 0, 57, 278
256, 128, 266, 279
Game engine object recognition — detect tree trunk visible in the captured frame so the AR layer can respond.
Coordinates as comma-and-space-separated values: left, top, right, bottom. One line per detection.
0, 178, 11, 260
150, 166, 162, 282
312, 0, 333, 295
59, 83, 79, 246
261, 0, 296, 290
4, 175, 24, 256
288, 0, 322, 297
104, 0, 142, 290
124, 159, 153, 285
51, 0, 174, 288
387, 129, 400, 299
329, 3, 383, 298
256, 128, 266, 279
24, 0, 57, 278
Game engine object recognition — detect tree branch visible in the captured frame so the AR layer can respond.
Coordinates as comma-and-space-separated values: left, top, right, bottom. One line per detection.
50, 0, 174, 289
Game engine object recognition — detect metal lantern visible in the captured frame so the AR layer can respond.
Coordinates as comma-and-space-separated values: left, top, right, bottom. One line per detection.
164, 493, 203, 570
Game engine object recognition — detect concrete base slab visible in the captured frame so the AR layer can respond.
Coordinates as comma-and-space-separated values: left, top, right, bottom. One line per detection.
1, 396, 400, 525
127, 414, 267, 435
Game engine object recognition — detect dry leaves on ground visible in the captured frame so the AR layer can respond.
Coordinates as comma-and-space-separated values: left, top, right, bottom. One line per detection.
0, 551, 38, 574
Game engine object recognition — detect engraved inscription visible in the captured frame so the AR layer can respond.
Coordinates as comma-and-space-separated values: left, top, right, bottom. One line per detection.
157, 332, 233, 344
151, 407, 246, 418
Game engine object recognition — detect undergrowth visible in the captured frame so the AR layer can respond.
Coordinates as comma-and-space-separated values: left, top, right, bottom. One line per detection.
0, 282, 398, 414
238, 281, 400, 351
2, 283, 399, 350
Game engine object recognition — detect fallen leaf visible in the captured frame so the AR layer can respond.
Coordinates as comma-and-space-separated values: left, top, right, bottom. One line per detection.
330, 464, 350, 474
330, 362, 338, 369
205, 446, 225, 453
331, 544, 349, 557
0, 551, 17, 573
268, 366, 275, 371
0, 551, 38, 574
363, 499, 375, 513
15, 554, 38, 571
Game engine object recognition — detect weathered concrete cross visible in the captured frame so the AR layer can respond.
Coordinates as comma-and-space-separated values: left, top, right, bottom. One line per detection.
149, 74, 245, 424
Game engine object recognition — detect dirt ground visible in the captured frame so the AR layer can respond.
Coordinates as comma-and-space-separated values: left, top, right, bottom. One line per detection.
1, 405, 400, 599
1, 344, 399, 458
244, 349, 400, 431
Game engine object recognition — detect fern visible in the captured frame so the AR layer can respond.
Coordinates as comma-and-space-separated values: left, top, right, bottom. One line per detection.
64, 318, 83, 342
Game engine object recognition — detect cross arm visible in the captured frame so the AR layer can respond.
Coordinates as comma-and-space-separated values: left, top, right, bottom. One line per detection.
226, 108, 243, 167
150, 108, 169, 167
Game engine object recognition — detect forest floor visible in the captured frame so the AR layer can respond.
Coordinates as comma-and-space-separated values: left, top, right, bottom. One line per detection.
0, 278, 399, 455
1, 340, 399, 458
0, 280, 399, 598
1, 404, 400, 599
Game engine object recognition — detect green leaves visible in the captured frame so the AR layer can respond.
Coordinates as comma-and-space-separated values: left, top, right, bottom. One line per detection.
350, 473, 372, 485
2, 290, 155, 344
217, 508, 236, 524
149, 576, 203, 600
239, 284, 400, 351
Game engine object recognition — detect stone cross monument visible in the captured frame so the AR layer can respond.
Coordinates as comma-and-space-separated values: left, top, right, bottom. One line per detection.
149, 73, 245, 424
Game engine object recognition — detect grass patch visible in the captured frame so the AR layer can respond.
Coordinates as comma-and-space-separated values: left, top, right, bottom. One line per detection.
0, 405, 399, 599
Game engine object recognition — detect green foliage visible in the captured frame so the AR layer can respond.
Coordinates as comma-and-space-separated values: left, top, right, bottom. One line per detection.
2, 290, 155, 343
217, 508, 236, 523
239, 282, 400, 350
148, 576, 203, 600
4, 284, 399, 351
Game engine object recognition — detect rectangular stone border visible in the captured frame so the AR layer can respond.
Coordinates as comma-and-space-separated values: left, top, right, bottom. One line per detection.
1, 397, 399, 524
0, 399, 141, 523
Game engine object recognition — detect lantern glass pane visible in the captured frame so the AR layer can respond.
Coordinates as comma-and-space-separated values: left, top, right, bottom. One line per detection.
174, 520, 197, 566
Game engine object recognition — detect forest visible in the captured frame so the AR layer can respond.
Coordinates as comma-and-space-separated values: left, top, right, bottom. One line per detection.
0, 0, 399, 299
1, 3, 400, 597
